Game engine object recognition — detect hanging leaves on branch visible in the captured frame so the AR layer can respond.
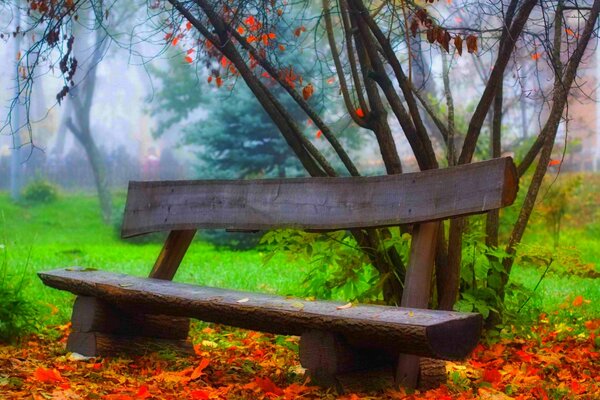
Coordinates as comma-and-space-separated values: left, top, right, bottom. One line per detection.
410, 8, 477, 55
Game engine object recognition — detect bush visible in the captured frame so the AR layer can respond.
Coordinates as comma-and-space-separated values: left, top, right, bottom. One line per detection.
21, 179, 58, 204
0, 245, 37, 343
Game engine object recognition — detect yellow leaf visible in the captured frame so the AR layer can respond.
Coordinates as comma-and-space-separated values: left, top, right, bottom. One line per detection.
336, 302, 353, 310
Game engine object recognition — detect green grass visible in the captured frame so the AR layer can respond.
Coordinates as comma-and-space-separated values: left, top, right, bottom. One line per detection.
0, 192, 307, 327
0, 188, 598, 332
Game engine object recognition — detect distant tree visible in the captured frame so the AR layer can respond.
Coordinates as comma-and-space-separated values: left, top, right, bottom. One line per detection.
149, 56, 302, 178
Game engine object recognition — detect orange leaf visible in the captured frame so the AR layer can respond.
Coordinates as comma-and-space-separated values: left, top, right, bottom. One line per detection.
572, 295, 584, 307
252, 377, 284, 396
220, 56, 229, 68
302, 83, 314, 100
565, 28, 575, 36
294, 26, 306, 37
186, 21, 192, 30
548, 159, 561, 166
190, 390, 210, 399
531, 52, 541, 61
216, 76, 223, 88
316, 130, 322, 139
172, 36, 180, 46
356, 108, 365, 118
191, 358, 210, 380
135, 385, 151, 399
33, 367, 64, 383
237, 26, 245, 35
185, 56, 193, 63
278, 44, 285, 51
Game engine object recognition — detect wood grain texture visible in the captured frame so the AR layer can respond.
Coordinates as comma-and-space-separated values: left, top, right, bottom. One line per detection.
71, 296, 189, 340
121, 157, 518, 237
396, 222, 441, 389
39, 268, 482, 360
150, 229, 196, 280
67, 331, 192, 357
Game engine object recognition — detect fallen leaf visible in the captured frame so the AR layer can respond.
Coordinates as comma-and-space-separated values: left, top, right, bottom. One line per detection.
336, 302, 353, 310
190, 358, 210, 380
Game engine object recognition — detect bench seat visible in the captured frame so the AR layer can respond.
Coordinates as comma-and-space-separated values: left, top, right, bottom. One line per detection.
39, 268, 481, 360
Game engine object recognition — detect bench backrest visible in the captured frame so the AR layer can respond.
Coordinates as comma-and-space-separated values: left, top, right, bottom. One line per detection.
122, 157, 517, 238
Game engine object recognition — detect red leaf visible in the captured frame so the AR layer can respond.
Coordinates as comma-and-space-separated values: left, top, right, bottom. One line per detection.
531, 52, 541, 60
482, 368, 502, 385
172, 36, 180, 46
572, 295, 584, 307
190, 390, 210, 399
191, 358, 210, 380
186, 21, 192, 30
516, 350, 533, 362
33, 367, 64, 383
356, 108, 365, 118
316, 130, 322, 139
135, 385, 151, 399
253, 377, 284, 396
216, 76, 223, 88
185, 56, 193, 63
302, 83, 314, 100
548, 159, 561, 166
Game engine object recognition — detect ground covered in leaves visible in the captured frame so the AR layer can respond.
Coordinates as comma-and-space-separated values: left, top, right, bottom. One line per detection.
1, 314, 598, 400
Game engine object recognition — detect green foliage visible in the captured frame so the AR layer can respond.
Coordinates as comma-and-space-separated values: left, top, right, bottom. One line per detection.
536, 175, 582, 248
260, 229, 410, 302
21, 179, 58, 204
0, 244, 37, 343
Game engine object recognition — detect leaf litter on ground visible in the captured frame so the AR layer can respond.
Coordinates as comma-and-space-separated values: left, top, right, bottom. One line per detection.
0, 313, 598, 399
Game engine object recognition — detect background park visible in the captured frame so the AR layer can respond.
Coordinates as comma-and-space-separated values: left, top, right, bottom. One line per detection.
0, 0, 599, 399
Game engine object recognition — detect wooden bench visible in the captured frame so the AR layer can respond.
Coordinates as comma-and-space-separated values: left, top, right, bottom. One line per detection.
39, 157, 518, 391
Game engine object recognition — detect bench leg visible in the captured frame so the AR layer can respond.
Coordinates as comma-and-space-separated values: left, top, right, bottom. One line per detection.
67, 296, 192, 357
299, 330, 394, 392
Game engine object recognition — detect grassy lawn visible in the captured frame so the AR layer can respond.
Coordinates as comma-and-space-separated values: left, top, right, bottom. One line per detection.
1, 186, 598, 330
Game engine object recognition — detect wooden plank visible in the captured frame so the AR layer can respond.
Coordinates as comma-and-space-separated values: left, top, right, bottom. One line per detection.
396, 222, 441, 389
121, 157, 518, 237
38, 268, 482, 360
150, 229, 196, 280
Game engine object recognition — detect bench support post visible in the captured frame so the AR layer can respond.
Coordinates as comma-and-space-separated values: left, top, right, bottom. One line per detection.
299, 330, 394, 392
67, 296, 192, 357
396, 221, 445, 390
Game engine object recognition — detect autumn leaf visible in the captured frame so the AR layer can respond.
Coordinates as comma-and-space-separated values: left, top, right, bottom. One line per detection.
572, 295, 584, 307
207, 76, 213, 83
190, 358, 210, 380
186, 21, 192, 30
185, 56, 193, 63
454, 35, 463, 56
482, 368, 502, 385
250, 376, 284, 396
190, 390, 210, 399
315, 130, 322, 139
302, 83, 314, 100
216, 76, 223, 88
135, 385, 151, 399
172, 36, 180, 46
548, 159, 561, 166
33, 367, 65, 383
531, 52, 541, 60
294, 26, 306, 37
356, 108, 365, 118
466, 35, 478, 53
